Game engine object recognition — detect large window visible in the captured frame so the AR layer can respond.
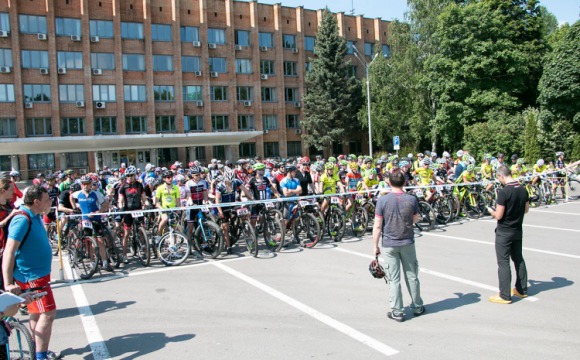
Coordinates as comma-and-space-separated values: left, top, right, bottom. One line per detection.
364, 42, 373, 56
89, 20, 114, 38
0, 49, 12, 67
184, 115, 203, 132
347, 41, 355, 54
59, 85, 84, 103
284, 61, 297, 76
66, 152, 89, 168
260, 60, 275, 75
57, 51, 83, 69
153, 86, 175, 101
0, 84, 15, 102
26, 118, 52, 137
210, 86, 228, 101
236, 87, 253, 101
287, 141, 302, 157
238, 115, 255, 130
151, 24, 172, 42
235, 59, 252, 74
180, 26, 199, 42
21, 50, 49, 69
261, 87, 277, 102
209, 57, 227, 73
235, 30, 250, 46
153, 55, 174, 71
61, 117, 85, 135
183, 86, 202, 101
286, 114, 300, 128
0, 13, 10, 32
207, 28, 225, 44
182, 56, 200, 72
346, 65, 357, 78
91, 53, 115, 70
382, 44, 391, 58
121, 22, 144, 39
263, 115, 278, 130
283, 34, 296, 49
264, 142, 280, 157
122, 54, 145, 71
259, 32, 273, 48
125, 116, 147, 134
156, 116, 176, 133
285, 88, 299, 102
28, 154, 55, 170
92, 85, 116, 102
23, 84, 51, 103
19, 15, 47, 34
124, 85, 147, 102
213, 146, 226, 160
304, 36, 315, 52
239, 143, 256, 158
55, 17, 81, 36
0, 118, 16, 138
211, 115, 229, 131
94, 117, 117, 135
195, 147, 206, 161
0, 155, 10, 171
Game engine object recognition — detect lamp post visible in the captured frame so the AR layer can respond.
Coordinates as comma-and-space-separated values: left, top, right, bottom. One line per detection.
353, 47, 379, 158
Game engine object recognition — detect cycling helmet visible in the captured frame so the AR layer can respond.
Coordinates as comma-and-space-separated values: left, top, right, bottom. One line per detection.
9, 170, 20, 177
125, 166, 137, 176
155, 167, 162, 172
417, 152, 424, 158
70, 183, 82, 192
174, 174, 186, 183
422, 158, 431, 165
211, 158, 218, 164
217, 164, 224, 170
145, 163, 154, 172
442, 151, 450, 158
58, 173, 66, 180
145, 177, 156, 186
556, 151, 564, 157
223, 167, 235, 181
251, 163, 264, 171
407, 153, 414, 159
349, 163, 360, 171
225, 160, 232, 166
80, 175, 92, 184
537, 159, 545, 166
337, 155, 345, 160
437, 158, 446, 164
466, 164, 475, 172
32, 178, 42, 185
364, 157, 372, 164
36, 173, 45, 178
368, 168, 377, 175
237, 159, 248, 165
64, 169, 75, 175
484, 153, 492, 160
187, 161, 195, 168
190, 166, 201, 174
311, 164, 322, 172
339, 160, 348, 167
369, 258, 386, 279
162, 170, 173, 178
324, 162, 334, 170
285, 165, 297, 173
45, 174, 55, 180
511, 154, 518, 160
399, 160, 409, 167
300, 156, 311, 164
391, 158, 398, 164
214, 174, 224, 183
170, 164, 178, 171
348, 154, 357, 161
456, 150, 464, 158
424, 150, 431, 157
328, 156, 337, 163
517, 158, 525, 165
107, 177, 119, 186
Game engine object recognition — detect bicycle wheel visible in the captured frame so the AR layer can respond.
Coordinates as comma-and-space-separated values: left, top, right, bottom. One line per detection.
46, 222, 59, 256
75, 236, 99, 280
103, 229, 122, 268
158, 230, 190, 266
417, 201, 436, 230
567, 178, 580, 200
134, 226, 151, 267
293, 213, 320, 247
528, 185, 541, 208
351, 206, 369, 237
433, 197, 453, 225
326, 206, 346, 242
464, 193, 484, 219
193, 220, 224, 259
7, 319, 35, 360
263, 210, 285, 252
241, 220, 258, 257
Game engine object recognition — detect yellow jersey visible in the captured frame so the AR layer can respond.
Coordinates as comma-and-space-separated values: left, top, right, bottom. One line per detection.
414, 168, 434, 186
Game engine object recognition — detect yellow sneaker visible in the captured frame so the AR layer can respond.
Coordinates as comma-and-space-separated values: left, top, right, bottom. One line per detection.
489, 295, 512, 304
511, 288, 528, 298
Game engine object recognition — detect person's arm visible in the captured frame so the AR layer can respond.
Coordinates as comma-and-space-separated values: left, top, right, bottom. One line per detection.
488, 204, 505, 220
293, 185, 302, 196
240, 184, 253, 200
118, 193, 125, 210
2, 237, 20, 294
372, 198, 384, 256
215, 191, 223, 218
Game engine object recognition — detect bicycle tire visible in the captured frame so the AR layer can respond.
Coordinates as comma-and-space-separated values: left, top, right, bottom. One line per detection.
417, 201, 436, 230
433, 197, 453, 225
7, 318, 35, 360
46, 222, 59, 256
464, 193, 484, 219
75, 236, 99, 280
134, 226, 151, 267
528, 184, 541, 208
241, 220, 258, 257
263, 210, 285, 252
193, 220, 224, 259
293, 213, 320, 248
567, 178, 580, 200
327, 206, 346, 242
103, 229, 122, 269
158, 230, 190, 266
351, 206, 369, 237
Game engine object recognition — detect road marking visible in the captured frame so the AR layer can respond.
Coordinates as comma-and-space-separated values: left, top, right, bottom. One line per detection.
213, 261, 399, 357
420, 232, 580, 259
480, 220, 580, 233
530, 210, 580, 216
63, 257, 112, 360
333, 247, 539, 302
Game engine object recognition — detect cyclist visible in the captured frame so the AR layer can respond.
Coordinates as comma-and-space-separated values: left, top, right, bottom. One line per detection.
480, 154, 494, 191
118, 166, 149, 263
318, 162, 345, 215
248, 163, 281, 230
434, 158, 449, 184
185, 166, 209, 241
234, 159, 249, 184
359, 168, 379, 191
59, 169, 76, 192
413, 158, 437, 202
344, 162, 363, 213
43, 174, 60, 230
279, 165, 302, 229
155, 170, 181, 243
552, 151, 566, 197
511, 158, 527, 179
453, 164, 477, 211
295, 157, 313, 196
532, 159, 548, 185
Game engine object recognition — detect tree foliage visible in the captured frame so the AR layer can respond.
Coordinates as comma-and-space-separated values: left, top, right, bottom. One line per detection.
523, 108, 542, 162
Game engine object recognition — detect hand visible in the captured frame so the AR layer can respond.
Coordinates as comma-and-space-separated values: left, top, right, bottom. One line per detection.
373, 246, 380, 257
5, 284, 21, 295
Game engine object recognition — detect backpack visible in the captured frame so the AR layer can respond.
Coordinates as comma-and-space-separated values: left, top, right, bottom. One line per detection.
0, 210, 33, 257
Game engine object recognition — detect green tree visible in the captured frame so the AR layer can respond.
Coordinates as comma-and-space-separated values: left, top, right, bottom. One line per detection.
463, 110, 525, 160
302, 9, 363, 154
523, 108, 542, 162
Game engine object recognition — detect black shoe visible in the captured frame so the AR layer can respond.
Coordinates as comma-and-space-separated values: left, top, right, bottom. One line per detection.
413, 306, 425, 317
387, 311, 404, 322
226, 247, 233, 255
104, 262, 114, 272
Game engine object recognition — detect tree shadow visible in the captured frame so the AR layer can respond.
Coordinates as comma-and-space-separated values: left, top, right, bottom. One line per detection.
416, 292, 481, 317
57, 300, 137, 320
527, 277, 574, 296
61, 332, 195, 360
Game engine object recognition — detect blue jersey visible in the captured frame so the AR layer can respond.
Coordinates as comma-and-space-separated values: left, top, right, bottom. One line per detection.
216, 179, 243, 203
280, 177, 300, 197
73, 190, 106, 220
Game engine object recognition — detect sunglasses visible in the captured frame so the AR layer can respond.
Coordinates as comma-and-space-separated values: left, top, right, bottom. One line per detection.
164, 176, 173, 179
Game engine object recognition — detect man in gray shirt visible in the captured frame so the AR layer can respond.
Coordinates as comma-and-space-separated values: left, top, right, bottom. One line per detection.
372, 171, 424, 322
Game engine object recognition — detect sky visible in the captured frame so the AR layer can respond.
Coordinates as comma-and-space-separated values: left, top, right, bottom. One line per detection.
251, 0, 579, 25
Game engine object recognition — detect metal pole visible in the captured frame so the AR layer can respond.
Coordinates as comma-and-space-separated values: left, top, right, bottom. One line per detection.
366, 66, 372, 158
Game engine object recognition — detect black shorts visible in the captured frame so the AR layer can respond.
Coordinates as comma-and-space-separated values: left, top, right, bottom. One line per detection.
250, 204, 264, 217
82, 220, 106, 237
122, 213, 134, 227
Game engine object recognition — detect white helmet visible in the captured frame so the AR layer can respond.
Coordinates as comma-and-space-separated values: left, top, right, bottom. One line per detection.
537, 159, 544, 166
456, 150, 464, 158
442, 151, 450, 158
407, 153, 413, 159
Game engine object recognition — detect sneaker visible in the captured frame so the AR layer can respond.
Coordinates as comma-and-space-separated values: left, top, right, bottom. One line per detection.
103, 261, 114, 273
19, 306, 29, 316
121, 255, 129, 264
511, 288, 528, 298
387, 311, 404, 322
46, 350, 63, 359
413, 306, 426, 317
267, 240, 278, 248
488, 295, 511, 304
226, 247, 233, 255
154, 235, 161, 245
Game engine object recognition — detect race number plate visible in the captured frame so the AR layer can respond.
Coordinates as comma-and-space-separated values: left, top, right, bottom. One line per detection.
180, 199, 188, 207
331, 197, 340, 204
200, 206, 210, 213
81, 220, 93, 229
237, 208, 249, 216
415, 189, 424, 198
265, 202, 274, 209
299, 201, 310, 207
131, 211, 144, 218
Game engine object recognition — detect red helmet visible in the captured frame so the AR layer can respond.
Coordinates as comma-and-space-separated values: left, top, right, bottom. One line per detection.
170, 164, 177, 170
337, 155, 345, 160
300, 156, 310, 164
369, 258, 386, 279
188, 161, 195, 168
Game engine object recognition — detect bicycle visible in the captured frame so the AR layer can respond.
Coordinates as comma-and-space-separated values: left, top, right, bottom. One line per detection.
125, 210, 151, 266
342, 194, 369, 237
284, 200, 320, 248
410, 188, 436, 230
157, 211, 191, 266
324, 196, 347, 242
191, 207, 224, 259
5, 316, 35, 360
69, 219, 119, 280
220, 205, 258, 257
254, 202, 285, 252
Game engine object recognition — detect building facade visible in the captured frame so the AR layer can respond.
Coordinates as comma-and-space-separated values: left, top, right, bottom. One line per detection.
0, 0, 390, 178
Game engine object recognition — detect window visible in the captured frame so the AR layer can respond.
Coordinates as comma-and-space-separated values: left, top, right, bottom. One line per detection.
55, 17, 81, 36
122, 54, 145, 71
304, 36, 315, 52
238, 115, 255, 130
263, 115, 278, 130
236, 86, 253, 101
0, 118, 16, 138
305, 62, 311, 73
0, 49, 12, 67
283, 34, 296, 49
284, 61, 297, 76
382, 44, 391, 58
235, 30, 250, 46
92, 85, 116, 102
124, 85, 147, 102
158, 148, 178, 165
184, 115, 203, 132
209, 57, 227, 73
26, 118, 52, 137
259, 32, 274, 48
210, 86, 228, 101
235, 59, 252, 74
21, 50, 49, 68
156, 116, 176, 133
28, 154, 55, 170
125, 116, 147, 134
153, 55, 174, 71
61, 117, 85, 135
180, 26, 199, 42
239, 143, 256, 158
287, 141, 302, 157
285, 88, 299, 102
195, 147, 206, 160
346, 41, 355, 55
94, 117, 117, 135
364, 42, 373, 56
211, 115, 229, 131
287, 114, 301, 129
0, 84, 15, 102
57, 51, 83, 69
23, 84, 51, 102
213, 145, 226, 160
66, 152, 88, 168
0, 155, 10, 171
19, 15, 47, 34
151, 24, 172, 41
59, 85, 84, 103
346, 65, 357, 78
89, 20, 113, 38
91, 53, 115, 70
121, 22, 144, 39
260, 60, 275, 75
183, 86, 202, 101
261, 87, 277, 102
207, 28, 225, 44
264, 142, 280, 157
182, 56, 200, 72
153, 86, 175, 101
0, 13, 10, 32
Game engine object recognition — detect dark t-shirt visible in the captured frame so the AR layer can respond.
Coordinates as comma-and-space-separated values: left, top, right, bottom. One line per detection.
496, 182, 528, 232
295, 171, 312, 196
59, 189, 73, 209
375, 192, 418, 248
119, 181, 144, 210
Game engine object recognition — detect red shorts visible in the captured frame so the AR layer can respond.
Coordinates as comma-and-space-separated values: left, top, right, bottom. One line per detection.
15, 275, 56, 314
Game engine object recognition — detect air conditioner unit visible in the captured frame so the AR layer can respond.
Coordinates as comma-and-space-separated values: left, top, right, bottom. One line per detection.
196, 100, 204, 107
292, 48, 299, 53
235, 45, 243, 51
70, 35, 81, 42
260, 46, 268, 52
194, 71, 202, 77
260, 74, 268, 80
24, 102, 33, 109
57, 67, 67, 74
263, 129, 269, 134
208, 43, 217, 49
295, 129, 302, 134
39, 68, 49, 75
294, 102, 301, 108
192, 41, 201, 48
37, 33, 48, 40
75, 101, 85, 107
90, 36, 100, 43
0, 30, 8, 38
94, 101, 106, 109
210, 71, 218, 78
92, 68, 103, 75
0, 66, 11, 74
243, 101, 252, 107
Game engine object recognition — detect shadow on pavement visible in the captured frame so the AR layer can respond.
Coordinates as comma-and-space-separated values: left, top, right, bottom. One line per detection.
528, 277, 574, 296
420, 292, 481, 316
57, 300, 136, 320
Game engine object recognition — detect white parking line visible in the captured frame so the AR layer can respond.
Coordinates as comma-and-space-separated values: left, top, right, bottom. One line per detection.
333, 247, 539, 302
480, 220, 580, 233
530, 210, 580, 216
213, 261, 399, 357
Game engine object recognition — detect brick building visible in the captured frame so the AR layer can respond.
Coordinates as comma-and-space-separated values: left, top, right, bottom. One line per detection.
0, 0, 390, 177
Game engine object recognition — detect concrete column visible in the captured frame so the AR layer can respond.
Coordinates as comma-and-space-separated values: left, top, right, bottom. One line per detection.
10, 156, 19, 171
189, 147, 196, 161
60, 153, 67, 170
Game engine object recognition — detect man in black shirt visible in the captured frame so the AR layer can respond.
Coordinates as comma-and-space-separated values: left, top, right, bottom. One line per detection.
295, 160, 312, 196
487, 165, 529, 304
118, 167, 148, 263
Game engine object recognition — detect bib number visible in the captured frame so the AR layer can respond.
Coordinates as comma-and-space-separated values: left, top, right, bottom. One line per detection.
415, 189, 424, 198
265, 202, 274, 209
299, 201, 310, 207
200, 206, 210, 213
81, 220, 93, 230
236, 208, 249, 216
131, 211, 144, 218
331, 197, 340, 204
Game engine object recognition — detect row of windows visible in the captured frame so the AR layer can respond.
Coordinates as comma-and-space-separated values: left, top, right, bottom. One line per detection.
0, 115, 300, 137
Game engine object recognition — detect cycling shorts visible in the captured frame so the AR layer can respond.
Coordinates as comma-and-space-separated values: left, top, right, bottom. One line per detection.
15, 275, 56, 314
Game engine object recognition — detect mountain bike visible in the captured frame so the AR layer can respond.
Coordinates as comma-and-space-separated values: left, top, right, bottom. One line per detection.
191, 207, 224, 259
220, 205, 258, 257
5, 316, 35, 360
284, 200, 320, 248
254, 202, 285, 252
342, 194, 369, 237
125, 210, 151, 266
157, 211, 190, 266
324, 196, 347, 242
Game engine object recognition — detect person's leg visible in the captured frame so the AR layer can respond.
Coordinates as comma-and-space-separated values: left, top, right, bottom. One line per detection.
381, 247, 403, 314
495, 231, 512, 300
510, 234, 528, 295
30, 310, 56, 354
400, 243, 424, 311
